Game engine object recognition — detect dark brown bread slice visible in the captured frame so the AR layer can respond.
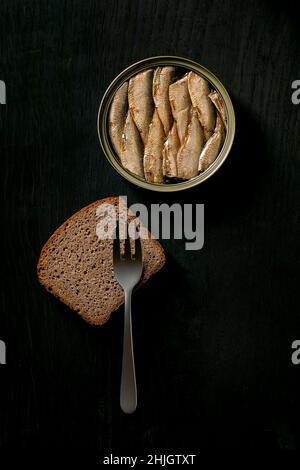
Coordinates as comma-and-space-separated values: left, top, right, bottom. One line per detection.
37, 197, 165, 325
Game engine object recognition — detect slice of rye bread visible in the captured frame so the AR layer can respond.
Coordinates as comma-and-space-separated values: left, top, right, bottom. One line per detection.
37, 197, 165, 325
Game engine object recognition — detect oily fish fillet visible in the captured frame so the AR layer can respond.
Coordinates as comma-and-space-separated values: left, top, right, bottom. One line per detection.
209, 90, 227, 129
188, 71, 216, 141
198, 112, 225, 172
169, 75, 192, 145
120, 111, 144, 178
162, 122, 180, 178
108, 82, 128, 157
153, 66, 175, 136
144, 109, 165, 183
177, 109, 204, 180
128, 69, 154, 145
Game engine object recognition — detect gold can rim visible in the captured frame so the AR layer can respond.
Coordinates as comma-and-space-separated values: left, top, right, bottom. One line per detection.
97, 56, 236, 192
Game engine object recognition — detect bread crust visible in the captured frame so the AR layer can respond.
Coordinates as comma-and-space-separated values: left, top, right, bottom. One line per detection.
37, 196, 165, 325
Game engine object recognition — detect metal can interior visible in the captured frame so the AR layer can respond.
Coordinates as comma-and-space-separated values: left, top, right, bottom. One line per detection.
97, 56, 236, 192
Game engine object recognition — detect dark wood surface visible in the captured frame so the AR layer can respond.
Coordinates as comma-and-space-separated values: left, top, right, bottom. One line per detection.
0, 0, 300, 453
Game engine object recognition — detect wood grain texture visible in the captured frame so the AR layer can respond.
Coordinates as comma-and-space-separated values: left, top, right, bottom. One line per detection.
0, 0, 300, 452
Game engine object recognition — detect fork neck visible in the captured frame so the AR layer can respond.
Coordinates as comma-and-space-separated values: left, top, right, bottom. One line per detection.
124, 289, 132, 304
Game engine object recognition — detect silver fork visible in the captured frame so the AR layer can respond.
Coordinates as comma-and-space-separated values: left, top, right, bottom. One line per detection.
113, 221, 143, 414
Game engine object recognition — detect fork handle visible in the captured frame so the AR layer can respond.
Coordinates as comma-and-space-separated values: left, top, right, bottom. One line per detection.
120, 289, 137, 414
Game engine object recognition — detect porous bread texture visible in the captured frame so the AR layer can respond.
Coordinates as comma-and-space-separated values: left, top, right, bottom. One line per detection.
37, 197, 165, 325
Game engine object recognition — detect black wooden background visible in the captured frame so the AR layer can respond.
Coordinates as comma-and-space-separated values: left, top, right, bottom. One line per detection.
0, 0, 300, 454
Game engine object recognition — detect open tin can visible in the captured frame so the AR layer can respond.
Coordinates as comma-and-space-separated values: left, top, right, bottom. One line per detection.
97, 56, 235, 192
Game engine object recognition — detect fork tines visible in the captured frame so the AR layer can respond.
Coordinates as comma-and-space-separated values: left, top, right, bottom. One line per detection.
113, 220, 142, 261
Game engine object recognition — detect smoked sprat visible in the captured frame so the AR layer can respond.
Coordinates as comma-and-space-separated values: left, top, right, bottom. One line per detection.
108, 67, 227, 183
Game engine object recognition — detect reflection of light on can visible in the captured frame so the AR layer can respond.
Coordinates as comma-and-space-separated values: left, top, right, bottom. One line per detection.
0, 80, 6, 105
98, 56, 235, 192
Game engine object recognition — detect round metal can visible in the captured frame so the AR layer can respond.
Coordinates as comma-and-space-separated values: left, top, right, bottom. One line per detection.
97, 56, 235, 192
